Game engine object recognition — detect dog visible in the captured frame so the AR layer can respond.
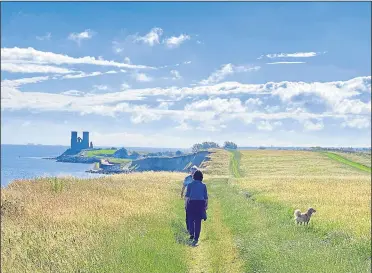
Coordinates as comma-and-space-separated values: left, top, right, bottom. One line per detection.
294, 208, 316, 225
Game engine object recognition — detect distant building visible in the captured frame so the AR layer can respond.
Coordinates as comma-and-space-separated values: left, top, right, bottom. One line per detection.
71, 131, 92, 152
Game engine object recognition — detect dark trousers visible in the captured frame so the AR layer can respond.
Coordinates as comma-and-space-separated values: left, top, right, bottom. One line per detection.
185, 208, 190, 232
187, 200, 205, 241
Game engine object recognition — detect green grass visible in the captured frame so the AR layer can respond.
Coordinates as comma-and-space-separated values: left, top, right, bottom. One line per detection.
229, 150, 242, 178
105, 158, 131, 164
211, 177, 370, 273
84, 149, 117, 157
2, 149, 370, 273
324, 152, 371, 173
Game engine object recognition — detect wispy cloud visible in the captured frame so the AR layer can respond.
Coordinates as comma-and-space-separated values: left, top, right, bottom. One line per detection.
133, 27, 163, 46
2, 76, 370, 132
121, 83, 131, 90
132, 72, 153, 82
167, 70, 182, 80
258, 51, 325, 59
342, 116, 371, 129
1, 47, 154, 70
266, 61, 306, 65
36, 32, 52, 41
1, 62, 75, 74
93, 85, 109, 91
68, 29, 95, 45
200, 64, 260, 85
257, 120, 282, 131
164, 34, 190, 48
303, 119, 324, 131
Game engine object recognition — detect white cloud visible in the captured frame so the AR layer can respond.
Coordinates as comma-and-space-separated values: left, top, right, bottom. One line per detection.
134, 27, 163, 46
170, 70, 182, 80
61, 71, 103, 79
272, 76, 372, 115
1, 47, 154, 70
61, 90, 86, 96
2, 76, 370, 134
1, 62, 74, 74
68, 29, 95, 45
1, 76, 49, 88
245, 98, 263, 106
333, 99, 371, 115
130, 105, 161, 124
175, 122, 192, 131
257, 120, 282, 131
342, 117, 371, 129
112, 41, 124, 54
265, 52, 320, 58
36, 32, 51, 41
157, 101, 174, 110
93, 85, 109, 91
133, 73, 152, 82
303, 119, 324, 131
266, 62, 306, 65
121, 83, 130, 90
164, 34, 190, 48
124, 57, 131, 64
185, 98, 246, 114
200, 64, 260, 85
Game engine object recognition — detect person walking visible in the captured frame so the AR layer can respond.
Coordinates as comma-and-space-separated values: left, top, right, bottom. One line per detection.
181, 165, 198, 232
185, 170, 208, 247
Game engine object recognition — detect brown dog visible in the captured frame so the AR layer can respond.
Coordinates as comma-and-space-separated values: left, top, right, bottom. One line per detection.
294, 208, 316, 225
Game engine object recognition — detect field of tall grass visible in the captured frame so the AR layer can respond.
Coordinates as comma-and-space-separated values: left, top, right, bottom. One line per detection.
331, 151, 371, 168
235, 150, 371, 239
1, 148, 370, 272
1, 173, 189, 272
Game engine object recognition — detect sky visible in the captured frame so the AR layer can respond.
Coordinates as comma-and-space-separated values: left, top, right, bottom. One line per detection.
1, 2, 371, 148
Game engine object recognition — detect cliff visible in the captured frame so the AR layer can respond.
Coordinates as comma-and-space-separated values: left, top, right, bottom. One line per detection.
129, 151, 211, 172
56, 154, 100, 164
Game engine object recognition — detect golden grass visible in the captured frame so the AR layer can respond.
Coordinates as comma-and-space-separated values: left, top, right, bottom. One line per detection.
201, 149, 230, 177
332, 151, 371, 168
1, 172, 185, 272
234, 150, 371, 239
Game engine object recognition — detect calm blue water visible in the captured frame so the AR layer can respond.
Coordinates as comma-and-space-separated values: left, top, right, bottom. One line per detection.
1, 145, 104, 187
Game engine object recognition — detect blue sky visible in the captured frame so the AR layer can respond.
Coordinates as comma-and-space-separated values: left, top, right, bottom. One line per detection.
1, 2, 371, 148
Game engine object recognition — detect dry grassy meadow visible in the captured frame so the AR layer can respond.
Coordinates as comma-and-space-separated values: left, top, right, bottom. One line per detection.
1, 149, 371, 272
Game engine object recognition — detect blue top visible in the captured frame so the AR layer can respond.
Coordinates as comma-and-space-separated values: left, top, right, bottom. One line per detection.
183, 175, 193, 187
185, 180, 208, 200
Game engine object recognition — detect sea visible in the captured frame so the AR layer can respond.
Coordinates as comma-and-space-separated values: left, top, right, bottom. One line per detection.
1, 144, 191, 188
1, 144, 103, 188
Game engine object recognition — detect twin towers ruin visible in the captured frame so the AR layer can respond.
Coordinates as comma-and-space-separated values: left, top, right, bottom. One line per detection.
70, 131, 93, 152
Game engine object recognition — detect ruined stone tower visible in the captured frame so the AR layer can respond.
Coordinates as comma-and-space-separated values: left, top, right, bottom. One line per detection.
71, 131, 90, 151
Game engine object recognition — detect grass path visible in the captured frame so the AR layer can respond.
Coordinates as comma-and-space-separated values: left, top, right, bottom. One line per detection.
201, 150, 370, 272
179, 184, 244, 272
229, 150, 242, 178
323, 152, 371, 173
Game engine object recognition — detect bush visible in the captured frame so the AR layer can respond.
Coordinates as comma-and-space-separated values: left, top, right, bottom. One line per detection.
223, 141, 238, 150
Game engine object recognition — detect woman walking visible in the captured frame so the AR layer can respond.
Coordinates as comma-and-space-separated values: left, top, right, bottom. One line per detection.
185, 170, 208, 247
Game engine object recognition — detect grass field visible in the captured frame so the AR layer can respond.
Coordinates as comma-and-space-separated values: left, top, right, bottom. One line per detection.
1, 149, 370, 272
84, 149, 117, 157
330, 151, 371, 168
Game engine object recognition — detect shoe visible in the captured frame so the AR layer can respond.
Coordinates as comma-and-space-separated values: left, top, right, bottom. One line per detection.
191, 240, 198, 247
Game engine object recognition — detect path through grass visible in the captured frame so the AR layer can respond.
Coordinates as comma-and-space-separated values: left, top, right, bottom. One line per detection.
196, 149, 370, 272
229, 150, 242, 178
324, 152, 371, 173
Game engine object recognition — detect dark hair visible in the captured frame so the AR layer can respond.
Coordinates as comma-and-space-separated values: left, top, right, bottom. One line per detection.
193, 170, 203, 181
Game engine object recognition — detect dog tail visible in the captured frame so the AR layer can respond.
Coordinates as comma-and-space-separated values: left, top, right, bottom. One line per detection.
294, 209, 301, 217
